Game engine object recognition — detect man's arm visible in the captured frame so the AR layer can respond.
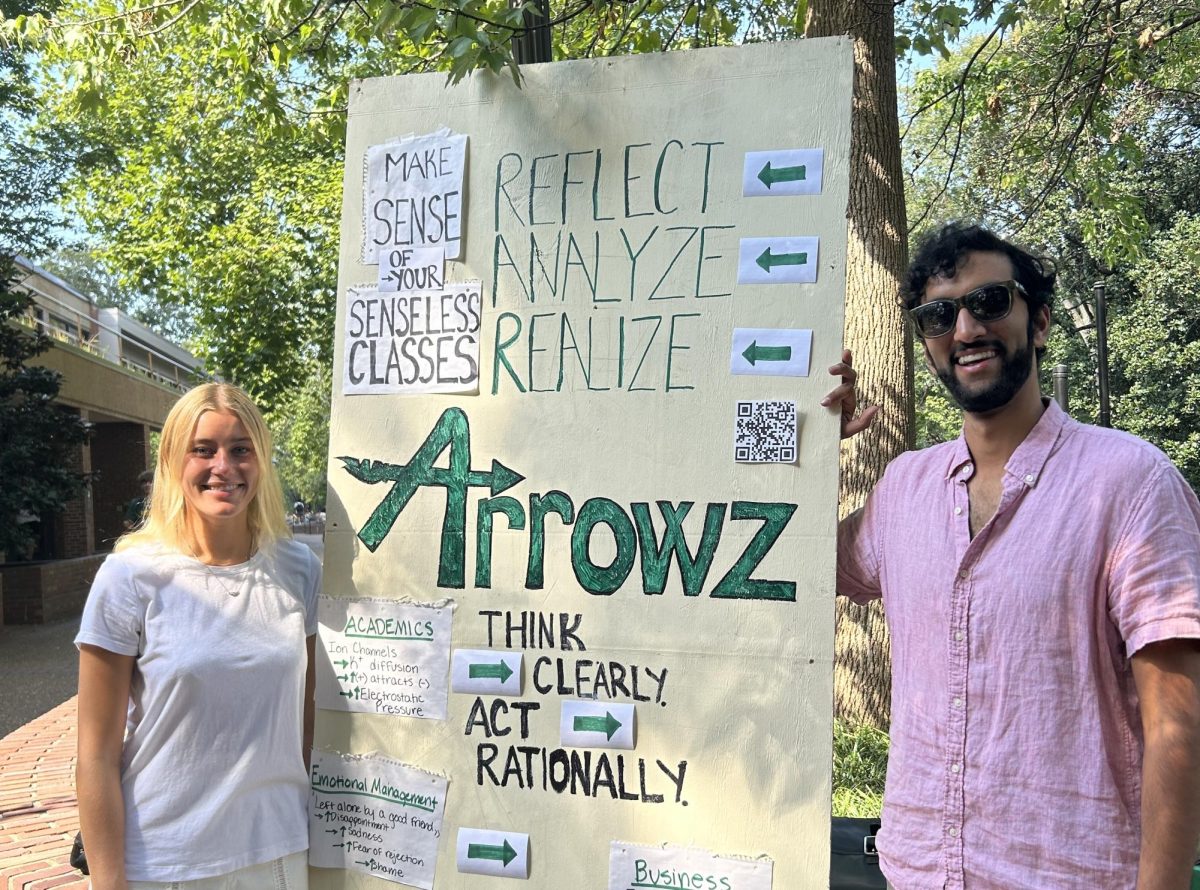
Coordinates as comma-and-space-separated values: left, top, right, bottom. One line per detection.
1131, 637, 1200, 890
77, 644, 135, 890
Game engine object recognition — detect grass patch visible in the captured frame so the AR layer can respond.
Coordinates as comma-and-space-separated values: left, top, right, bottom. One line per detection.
832, 719, 889, 818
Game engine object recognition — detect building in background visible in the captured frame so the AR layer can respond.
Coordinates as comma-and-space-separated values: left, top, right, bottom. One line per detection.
0, 256, 205, 624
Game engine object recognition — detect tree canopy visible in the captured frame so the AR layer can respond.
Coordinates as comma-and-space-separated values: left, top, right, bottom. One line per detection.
901, 0, 1200, 477
1, 0, 92, 561
7, 0, 1200, 501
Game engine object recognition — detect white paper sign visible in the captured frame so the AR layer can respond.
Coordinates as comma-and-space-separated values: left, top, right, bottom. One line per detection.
734, 400, 797, 464
737, 236, 819, 284
608, 843, 773, 890
309, 749, 447, 889
342, 282, 482, 396
379, 245, 445, 293
364, 128, 466, 262
451, 649, 523, 696
742, 149, 824, 197
560, 700, 636, 749
730, 328, 812, 377
316, 597, 452, 719
456, 828, 531, 879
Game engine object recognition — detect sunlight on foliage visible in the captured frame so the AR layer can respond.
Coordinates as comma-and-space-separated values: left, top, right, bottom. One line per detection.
832, 719, 889, 818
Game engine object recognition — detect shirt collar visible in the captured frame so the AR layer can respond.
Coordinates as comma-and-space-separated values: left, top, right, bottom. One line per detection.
944, 398, 1069, 487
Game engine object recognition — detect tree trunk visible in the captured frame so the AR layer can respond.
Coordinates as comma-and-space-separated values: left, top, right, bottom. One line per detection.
806, 0, 914, 730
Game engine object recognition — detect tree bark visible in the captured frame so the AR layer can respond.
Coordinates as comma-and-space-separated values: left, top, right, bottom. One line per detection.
806, 0, 914, 730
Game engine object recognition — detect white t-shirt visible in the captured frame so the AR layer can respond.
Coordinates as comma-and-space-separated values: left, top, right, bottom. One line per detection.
75, 539, 321, 881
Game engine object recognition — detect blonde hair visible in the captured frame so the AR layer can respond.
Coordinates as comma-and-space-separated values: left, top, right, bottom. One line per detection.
117, 383, 290, 554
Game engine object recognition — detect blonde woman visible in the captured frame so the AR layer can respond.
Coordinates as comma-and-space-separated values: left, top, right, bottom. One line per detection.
76, 383, 320, 890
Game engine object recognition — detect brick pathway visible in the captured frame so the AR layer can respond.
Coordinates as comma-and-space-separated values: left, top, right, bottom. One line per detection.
0, 698, 87, 890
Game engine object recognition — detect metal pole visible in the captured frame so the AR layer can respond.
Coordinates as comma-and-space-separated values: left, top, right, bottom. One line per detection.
1094, 281, 1111, 428
511, 0, 552, 64
1052, 364, 1069, 414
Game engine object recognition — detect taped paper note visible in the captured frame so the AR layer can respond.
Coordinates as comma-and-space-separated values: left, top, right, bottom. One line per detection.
560, 700, 636, 749
364, 128, 466, 262
734, 401, 797, 464
730, 328, 813, 377
737, 237, 819, 284
342, 282, 482, 396
743, 149, 824, 197
316, 596, 452, 719
608, 842, 773, 890
309, 749, 447, 888
451, 649, 523, 696
456, 828, 531, 879
379, 245, 444, 293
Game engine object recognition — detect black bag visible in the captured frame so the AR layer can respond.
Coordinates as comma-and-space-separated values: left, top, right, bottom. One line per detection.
70, 831, 88, 875
831, 816, 885, 889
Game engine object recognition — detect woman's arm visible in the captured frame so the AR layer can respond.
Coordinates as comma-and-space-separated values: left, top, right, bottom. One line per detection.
77, 644, 135, 890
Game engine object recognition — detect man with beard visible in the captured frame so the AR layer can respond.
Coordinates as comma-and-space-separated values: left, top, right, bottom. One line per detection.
825, 222, 1200, 889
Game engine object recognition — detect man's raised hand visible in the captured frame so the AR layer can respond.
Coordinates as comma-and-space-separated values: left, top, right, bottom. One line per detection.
821, 349, 879, 439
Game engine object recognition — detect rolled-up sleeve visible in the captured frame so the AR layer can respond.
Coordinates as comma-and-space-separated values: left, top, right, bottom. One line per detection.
837, 485, 886, 605
1107, 461, 1200, 658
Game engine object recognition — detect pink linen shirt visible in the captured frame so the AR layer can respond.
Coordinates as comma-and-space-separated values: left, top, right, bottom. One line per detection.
838, 400, 1200, 889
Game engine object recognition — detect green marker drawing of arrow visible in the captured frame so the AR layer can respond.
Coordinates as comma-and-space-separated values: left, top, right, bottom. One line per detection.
467, 840, 518, 867
469, 660, 513, 682
755, 247, 808, 273
339, 408, 525, 575
757, 160, 806, 188
334, 659, 350, 668
573, 711, 623, 740
742, 341, 793, 366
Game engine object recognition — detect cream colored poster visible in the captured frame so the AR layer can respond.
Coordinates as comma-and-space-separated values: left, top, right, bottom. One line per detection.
316, 38, 852, 889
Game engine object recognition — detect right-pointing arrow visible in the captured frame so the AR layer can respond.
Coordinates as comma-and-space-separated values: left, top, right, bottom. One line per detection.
573, 711, 622, 740
467, 840, 517, 867
468, 660, 513, 683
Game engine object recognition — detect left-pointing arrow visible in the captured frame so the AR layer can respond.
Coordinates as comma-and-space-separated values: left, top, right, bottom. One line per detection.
573, 711, 622, 740
757, 160, 807, 188
467, 840, 517, 867
756, 247, 808, 273
742, 341, 793, 366
468, 660, 513, 682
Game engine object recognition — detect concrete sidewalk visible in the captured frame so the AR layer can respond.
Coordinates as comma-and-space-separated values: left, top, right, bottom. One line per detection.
0, 698, 87, 890
0, 619, 80, 740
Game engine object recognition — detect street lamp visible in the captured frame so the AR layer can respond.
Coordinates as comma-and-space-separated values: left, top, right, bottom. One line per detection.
511, 0, 552, 64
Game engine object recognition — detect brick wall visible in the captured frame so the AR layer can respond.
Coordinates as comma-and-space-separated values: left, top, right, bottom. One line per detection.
90, 421, 152, 551
52, 409, 95, 560
0, 555, 105, 625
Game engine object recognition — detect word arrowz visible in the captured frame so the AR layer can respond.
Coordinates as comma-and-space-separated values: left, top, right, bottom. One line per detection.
340, 408, 798, 601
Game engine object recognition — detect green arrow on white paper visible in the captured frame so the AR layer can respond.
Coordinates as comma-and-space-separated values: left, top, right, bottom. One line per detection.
467, 840, 517, 867
757, 161, 806, 188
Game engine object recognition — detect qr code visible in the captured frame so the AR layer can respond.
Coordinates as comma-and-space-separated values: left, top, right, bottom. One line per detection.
735, 400, 797, 463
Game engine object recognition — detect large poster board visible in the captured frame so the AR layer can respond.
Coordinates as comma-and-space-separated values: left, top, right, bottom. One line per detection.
316, 38, 853, 889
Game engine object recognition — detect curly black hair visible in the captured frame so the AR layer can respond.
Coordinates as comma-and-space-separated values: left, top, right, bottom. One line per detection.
903, 221, 1056, 317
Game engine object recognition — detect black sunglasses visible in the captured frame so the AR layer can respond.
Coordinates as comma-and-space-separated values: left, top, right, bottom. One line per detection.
909, 280, 1027, 339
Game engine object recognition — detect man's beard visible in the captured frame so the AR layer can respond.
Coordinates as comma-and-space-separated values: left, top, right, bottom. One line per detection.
935, 325, 1036, 414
